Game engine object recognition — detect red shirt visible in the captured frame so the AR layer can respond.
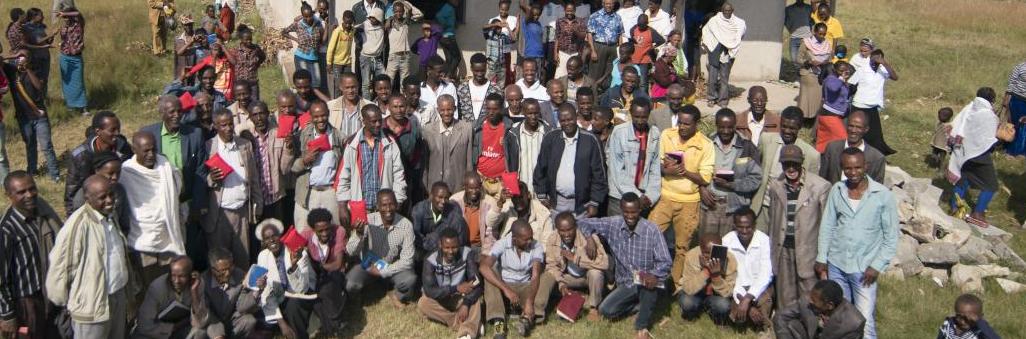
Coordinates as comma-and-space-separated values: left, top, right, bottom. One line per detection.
477, 121, 506, 178
634, 129, 648, 187
631, 27, 654, 65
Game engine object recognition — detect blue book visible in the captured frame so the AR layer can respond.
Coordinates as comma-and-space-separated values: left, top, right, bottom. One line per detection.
360, 252, 389, 271
245, 265, 269, 289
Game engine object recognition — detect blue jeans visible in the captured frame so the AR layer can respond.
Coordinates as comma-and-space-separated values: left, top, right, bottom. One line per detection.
678, 291, 731, 322
16, 116, 59, 179
0, 121, 10, 183
598, 285, 659, 331
829, 263, 877, 339
359, 55, 384, 100
789, 37, 803, 64
294, 55, 322, 90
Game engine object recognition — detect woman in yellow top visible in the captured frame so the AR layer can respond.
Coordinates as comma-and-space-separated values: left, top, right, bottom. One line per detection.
325, 11, 356, 98
811, 2, 843, 47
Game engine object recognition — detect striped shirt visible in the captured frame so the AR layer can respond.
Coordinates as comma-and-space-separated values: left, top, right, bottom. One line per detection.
0, 204, 61, 318
359, 137, 383, 210
1008, 62, 1026, 99
345, 213, 415, 278
577, 216, 671, 287
784, 181, 802, 249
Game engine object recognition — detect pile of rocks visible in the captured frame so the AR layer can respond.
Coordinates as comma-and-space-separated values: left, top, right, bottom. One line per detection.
883, 166, 1026, 294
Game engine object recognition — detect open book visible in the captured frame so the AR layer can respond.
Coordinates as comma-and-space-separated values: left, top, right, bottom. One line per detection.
157, 300, 190, 323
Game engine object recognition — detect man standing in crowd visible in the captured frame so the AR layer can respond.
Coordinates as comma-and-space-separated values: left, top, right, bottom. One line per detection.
345, 189, 419, 305
587, 0, 623, 84
141, 95, 209, 224
121, 131, 187, 283
784, 0, 814, 65
480, 220, 549, 337
192, 248, 259, 338
539, 80, 567, 127
701, 109, 762, 237
651, 106, 713, 283
816, 148, 898, 339
420, 57, 459, 115
46, 175, 134, 339
539, 212, 609, 322
424, 95, 474, 192
9, 54, 60, 183
292, 101, 343, 231
240, 101, 294, 221
458, 54, 502, 122
516, 60, 550, 104
281, 2, 325, 90
553, 1, 587, 80
754, 107, 819, 229
734, 86, 780, 144
412, 182, 470, 254
327, 73, 371, 140
606, 98, 661, 215
722, 208, 773, 329
768, 145, 830, 313
533, 104, 607, 216
66, 111, 133, 215
702, 3, 746, 108
148, 0, 173, 55
577, 193, 671, 339
471, 94, 515, 198
133, 257, 203, 339
507, 98, 550, 195
418, 228, 484, 339
0, 172, 62, 339
819, 110, 886, 184
338, 105, 407, 219
226, 82, 255, 134
205, 109, 263, 269
648, 84, 687, 131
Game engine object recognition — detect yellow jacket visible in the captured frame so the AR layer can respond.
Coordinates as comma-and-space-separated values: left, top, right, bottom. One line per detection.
658, 131, 714, 203
325, 26, 354, 66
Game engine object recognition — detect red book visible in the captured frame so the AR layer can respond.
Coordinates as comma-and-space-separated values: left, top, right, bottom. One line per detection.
203, 154, 234, 177
281, 227, 308, 252
501, 172, 521, 196
349, 200, 369, 224
307, 134, 331, 152
298, 111, 311, 129
179, 91, 196, 112
556, 292, 586, 323
276, 114, 296, 138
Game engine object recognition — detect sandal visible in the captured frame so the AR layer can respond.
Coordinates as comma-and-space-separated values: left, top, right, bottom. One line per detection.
964, 215, 991, 228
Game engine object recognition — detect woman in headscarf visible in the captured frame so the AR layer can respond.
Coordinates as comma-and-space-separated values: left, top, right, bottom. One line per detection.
815, 61, 852, 152
254, 219, 316, 339
650, 44, 678, 101
798, 23, 832, 123
1001, 60, 1026, 157
947, 88, 1000, 227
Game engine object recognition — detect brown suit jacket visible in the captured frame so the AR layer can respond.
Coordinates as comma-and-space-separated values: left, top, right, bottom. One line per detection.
422, 119, 474, 192
736, 109, 781, 142
767, 172, 831, 281
205, 136, 263, 228
239, 127, 296, 204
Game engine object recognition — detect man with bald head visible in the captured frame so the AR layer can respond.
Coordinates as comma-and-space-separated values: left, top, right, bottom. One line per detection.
140, 94, 209, 248
503, 84, 526, 122
506, 98, 552, 195
648, 83, 685, 130
292, 101, 344, 231
818, 110, 886, 184
539, 79, 568, 127
533, 103, 608, 216
424, 95, 474, 192
0, 171, 63, 339
338, 104, 408, 217
735, 86, 781, 143
47, 175, 134, 339
133, 256, 204, 339
121, 131, 188, 284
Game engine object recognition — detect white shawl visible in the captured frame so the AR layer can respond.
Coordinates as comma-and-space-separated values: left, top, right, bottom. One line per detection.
946, 97, 998, 183
702, 12, 746, 62
120, 155, 186, 255
255, 248, 315, 322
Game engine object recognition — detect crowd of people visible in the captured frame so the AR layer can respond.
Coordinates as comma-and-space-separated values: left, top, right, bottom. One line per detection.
0, 0, 1015, 339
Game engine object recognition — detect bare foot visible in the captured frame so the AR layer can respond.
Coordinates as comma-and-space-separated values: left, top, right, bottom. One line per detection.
587, 308, 601, 322
635, 329, 653, 339
387, 291, 405, 308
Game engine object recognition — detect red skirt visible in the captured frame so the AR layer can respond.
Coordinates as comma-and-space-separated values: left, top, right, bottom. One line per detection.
816, 113, 847, 152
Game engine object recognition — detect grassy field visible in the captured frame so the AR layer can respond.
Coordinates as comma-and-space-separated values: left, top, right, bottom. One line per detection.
1, 0, 1025, 338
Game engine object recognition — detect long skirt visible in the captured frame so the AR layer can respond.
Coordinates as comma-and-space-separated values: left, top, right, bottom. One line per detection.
59, 54, 87, 109
815, 112, 847, 152
1006, 94, 1026, 156
856, 105, 896, 155
797, 70, 822, 119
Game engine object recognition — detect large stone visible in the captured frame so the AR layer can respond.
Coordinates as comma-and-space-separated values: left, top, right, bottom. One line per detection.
971, 224, 1013, 243
906, 178, 943, 205
918, 242, 960, 265
882, 267, 905, 281
885, 165, 912, 189
920, 267, 949, 287
903, 219, 936, 243
996, 278, 1026, 294
892, 188, 916, 224
958, 236, 995, 265
916, 199, 971, 246
951, 264, 984, 293
989, 239, 1026, 271
894, 234, 924, 276
975, 264, 1011, 278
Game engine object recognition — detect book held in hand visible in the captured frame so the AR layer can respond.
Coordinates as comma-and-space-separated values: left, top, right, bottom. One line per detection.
556, 292, 586, 323
276, 115, 297, 138
714, 169, 735, 181
157, 300, 190, 323
281, 227, 308, 252
360, 251, 389, 271
203, 154, 234, 177
501, 172, 521, 196
244, 265, 269, 290
307, 134, 331, 152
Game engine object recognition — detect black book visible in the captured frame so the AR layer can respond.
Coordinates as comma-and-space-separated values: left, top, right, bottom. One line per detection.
157, 300, 190, 323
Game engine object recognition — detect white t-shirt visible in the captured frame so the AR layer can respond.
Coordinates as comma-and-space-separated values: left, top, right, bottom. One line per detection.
516, 78, 551, 102
469, 82, 491, 120
849, 66, 890, 109
420, 80, 459, 117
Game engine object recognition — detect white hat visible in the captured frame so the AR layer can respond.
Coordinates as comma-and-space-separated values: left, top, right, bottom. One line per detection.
369, 8, 384, 22
255, 218, 285, 240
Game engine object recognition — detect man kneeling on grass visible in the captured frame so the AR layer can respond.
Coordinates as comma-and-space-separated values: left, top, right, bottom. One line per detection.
677, 233, 737, 325
480, 220, 549, 338
538, 211, 609, 322
419, 228, 484, 339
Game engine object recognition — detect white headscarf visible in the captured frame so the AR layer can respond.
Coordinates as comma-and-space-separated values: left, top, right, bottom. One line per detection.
946, 97, 998, 183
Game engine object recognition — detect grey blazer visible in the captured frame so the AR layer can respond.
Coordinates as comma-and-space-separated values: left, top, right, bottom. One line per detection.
422, 119, 474, 192
767, 172, 831, 281
818, 140, 886, 184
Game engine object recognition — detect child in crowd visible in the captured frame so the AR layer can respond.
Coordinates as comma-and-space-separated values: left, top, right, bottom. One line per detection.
484, 0, 518, 87
833, 44, 849, 63
520, 3, 545, 82
412, 23, 442, 80
929, 106, 954, 168
937, 294, 1001, 339
201, 4, 226, 39
384, 1, 423, 90
325, 11, 355, 98
631, 14, 664, 94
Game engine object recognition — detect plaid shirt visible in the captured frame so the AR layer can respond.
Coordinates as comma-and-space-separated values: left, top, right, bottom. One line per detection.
554, 17, 587, 54
345, 213, 415, 277
5, 22, 25, 52
577, 216, 671, 287
59, 17, 84, 56
283, 20, 324, 59
230, 44, 266, 81
359, 137, 383, 210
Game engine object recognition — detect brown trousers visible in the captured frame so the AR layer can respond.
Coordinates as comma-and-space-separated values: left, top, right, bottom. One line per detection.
417, 295, 482, 338
483, 280, 553, 322
700, 198, 735, 238
729, 286, 774, 328
537, 270, 606, 308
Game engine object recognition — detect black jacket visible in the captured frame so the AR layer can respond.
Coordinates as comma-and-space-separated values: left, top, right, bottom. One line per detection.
819, 140, 886, 184
421, 247, 483, 305
504, 120, 553, 175
64, 136, 134, 216
470, 115, 516, 174
139, 122, 209, 211
411, 200, 469, 254
533, 129, 608, 214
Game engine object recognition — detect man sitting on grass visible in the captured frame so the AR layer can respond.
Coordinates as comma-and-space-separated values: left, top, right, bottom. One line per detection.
538, 212, 609, 322
677, 233, 737, 325
419, 228, 484, 339
480, 220, 549, 338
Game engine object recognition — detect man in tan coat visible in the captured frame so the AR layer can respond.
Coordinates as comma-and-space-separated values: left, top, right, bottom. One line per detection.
767, 145, 830, 311
290, 101, 343, 231
148, 0, 174, 55
205, 109, 263, 268
676, 233, 737, 325
423, 95, 473, 192
538, 212, 609, 322
449, 172, 501, 252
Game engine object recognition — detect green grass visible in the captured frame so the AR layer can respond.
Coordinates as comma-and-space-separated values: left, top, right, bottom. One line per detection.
1, 0, 1025, 338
